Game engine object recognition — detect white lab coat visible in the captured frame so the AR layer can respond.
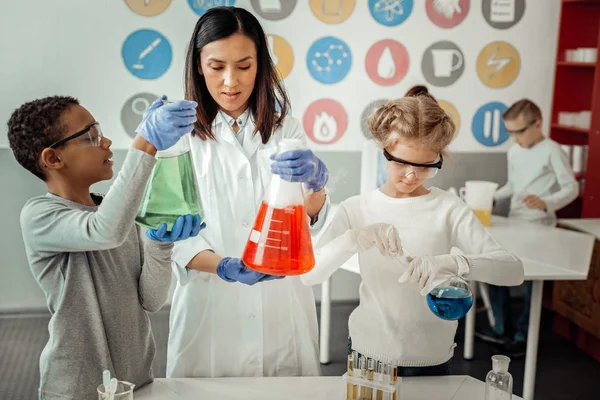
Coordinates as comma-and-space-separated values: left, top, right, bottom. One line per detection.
167, 113, 329, 378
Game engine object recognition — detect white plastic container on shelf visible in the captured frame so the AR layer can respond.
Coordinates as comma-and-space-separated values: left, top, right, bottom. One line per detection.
565, 49, 576, 62
564, 48, 597, 63
579, 111, 592, 129
572, 145, 585, 174
558, 111, 591, 129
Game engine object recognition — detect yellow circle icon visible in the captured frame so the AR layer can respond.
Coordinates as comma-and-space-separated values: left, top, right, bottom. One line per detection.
125, 0, 171, 17
438, 100, 461, 138
268, 34, 294, 80
310, 0, 355, 24
477, 41, 520, 89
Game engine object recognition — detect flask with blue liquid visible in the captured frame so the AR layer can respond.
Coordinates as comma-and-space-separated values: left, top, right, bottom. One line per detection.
426, 276, 473, 320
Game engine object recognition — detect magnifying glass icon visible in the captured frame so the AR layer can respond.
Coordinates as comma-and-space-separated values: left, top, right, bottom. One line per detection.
132, 97, 150, 116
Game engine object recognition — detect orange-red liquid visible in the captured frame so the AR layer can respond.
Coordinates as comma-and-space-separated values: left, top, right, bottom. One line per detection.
242, 201, 315, 276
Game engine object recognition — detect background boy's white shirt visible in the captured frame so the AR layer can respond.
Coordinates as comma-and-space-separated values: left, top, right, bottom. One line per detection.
495, 139, 578, 226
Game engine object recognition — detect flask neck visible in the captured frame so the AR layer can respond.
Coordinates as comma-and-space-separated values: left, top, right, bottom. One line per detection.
264, 138, 306, 207
156, 134, 191, 158
278, 138, 304, 153
266, 175, 304, 208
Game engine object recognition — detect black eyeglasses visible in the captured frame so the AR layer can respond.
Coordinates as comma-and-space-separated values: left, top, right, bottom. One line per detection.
48, 122, 103, 149
506, 120, 536, 135
383, 149, 443, 179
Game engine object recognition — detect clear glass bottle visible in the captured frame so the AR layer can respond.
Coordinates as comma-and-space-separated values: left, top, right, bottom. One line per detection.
485, 355, 513, 400
426, 276, 473, 320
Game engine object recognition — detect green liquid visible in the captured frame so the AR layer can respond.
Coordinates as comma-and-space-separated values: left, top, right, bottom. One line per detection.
135, 151, 203, 231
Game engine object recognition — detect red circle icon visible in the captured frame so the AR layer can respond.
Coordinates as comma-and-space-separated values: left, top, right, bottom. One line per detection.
365, 39, 409, 86
426, 0, 470, 29
303, 99, 348, 145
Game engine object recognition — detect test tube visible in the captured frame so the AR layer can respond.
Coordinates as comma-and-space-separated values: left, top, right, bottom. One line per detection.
391, 365, 398, 400
365, 359, 374, 400
358, 356, 367, 400
347, 354, 357, 400
375, 362, 383, 400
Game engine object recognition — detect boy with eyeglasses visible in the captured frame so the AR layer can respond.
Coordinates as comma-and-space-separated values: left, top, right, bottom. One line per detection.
7, 95, 203, 399
476, 98, 578, 357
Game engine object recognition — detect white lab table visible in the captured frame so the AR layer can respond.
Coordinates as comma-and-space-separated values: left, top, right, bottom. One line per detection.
135, 375, 523, 400
318, 215, 595, 400
558, 218, 600, 240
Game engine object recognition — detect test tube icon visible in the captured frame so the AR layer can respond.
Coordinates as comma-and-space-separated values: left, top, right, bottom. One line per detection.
483, 109, 501, 144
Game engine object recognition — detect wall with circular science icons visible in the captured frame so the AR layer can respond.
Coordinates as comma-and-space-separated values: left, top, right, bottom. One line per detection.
0, 0, 566, 314
110, 0, 558, 155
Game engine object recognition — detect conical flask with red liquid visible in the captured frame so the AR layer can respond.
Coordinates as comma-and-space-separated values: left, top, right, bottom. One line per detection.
242, 139, 315, 276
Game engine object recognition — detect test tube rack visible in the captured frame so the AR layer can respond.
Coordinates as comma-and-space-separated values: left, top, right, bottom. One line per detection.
342, 372, 400, 400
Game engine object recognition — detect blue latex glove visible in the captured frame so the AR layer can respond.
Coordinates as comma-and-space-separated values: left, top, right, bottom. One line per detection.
136, 95, 198, 151
216, 257, 284, 285
270, 149, 329, 192
146, 214, 205, 243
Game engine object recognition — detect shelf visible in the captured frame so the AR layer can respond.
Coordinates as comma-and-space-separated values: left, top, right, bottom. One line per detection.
563, 0, 600, 4
557, 61, 596, 67
551, 124, 590, 135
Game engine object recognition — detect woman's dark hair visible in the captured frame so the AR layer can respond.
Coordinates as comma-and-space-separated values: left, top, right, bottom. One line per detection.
184, 6, 290, 144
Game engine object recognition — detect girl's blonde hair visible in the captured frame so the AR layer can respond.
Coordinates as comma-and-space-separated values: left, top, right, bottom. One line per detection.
368, 94, 455, 154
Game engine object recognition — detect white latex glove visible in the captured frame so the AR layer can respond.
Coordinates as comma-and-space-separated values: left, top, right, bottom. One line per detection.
398, 254, 469, 296
347, 223, 404, 258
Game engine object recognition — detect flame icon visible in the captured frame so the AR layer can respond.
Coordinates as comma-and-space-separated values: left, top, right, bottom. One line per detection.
313, 112, 338, 143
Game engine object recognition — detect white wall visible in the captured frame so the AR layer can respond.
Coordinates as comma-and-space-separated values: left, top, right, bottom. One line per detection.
0, 1, 560, 151
0, 0, 560, 312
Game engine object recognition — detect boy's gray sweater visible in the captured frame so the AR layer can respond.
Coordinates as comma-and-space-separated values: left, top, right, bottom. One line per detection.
20, 149, 173, 400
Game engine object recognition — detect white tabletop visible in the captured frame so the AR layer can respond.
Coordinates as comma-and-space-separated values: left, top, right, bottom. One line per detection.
335, 215, 595, 281
488, 216, 593, 280
135, 376, 523, 400
558, 218, 600, 241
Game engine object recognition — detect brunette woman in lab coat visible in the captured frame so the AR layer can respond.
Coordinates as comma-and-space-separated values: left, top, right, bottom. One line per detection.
167, 7, 330, 378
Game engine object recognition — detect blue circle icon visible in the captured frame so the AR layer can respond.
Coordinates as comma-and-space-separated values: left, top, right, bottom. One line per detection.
306, 36, 352, 85
369, 0, 413, 26
188, 0, 236, 16
472, 102, 509, 147
122, 29, 172, 80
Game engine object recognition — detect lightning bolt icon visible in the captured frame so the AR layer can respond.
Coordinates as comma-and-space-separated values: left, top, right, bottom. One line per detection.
486, 48, 512, 78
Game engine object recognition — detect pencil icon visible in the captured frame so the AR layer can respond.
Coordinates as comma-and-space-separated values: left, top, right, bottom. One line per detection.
132, 38, 162, 70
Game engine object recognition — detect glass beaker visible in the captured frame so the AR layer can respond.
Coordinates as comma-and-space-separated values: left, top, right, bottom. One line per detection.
97, 381, 135, 400
459, 180, 499, 226
426, 276, 473, 320
135, 133, 203, 231
242, 139, 315, 276
485, 355, 513, 400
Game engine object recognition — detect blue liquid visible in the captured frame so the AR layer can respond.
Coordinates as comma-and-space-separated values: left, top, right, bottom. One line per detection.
426, 286, 473, 321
